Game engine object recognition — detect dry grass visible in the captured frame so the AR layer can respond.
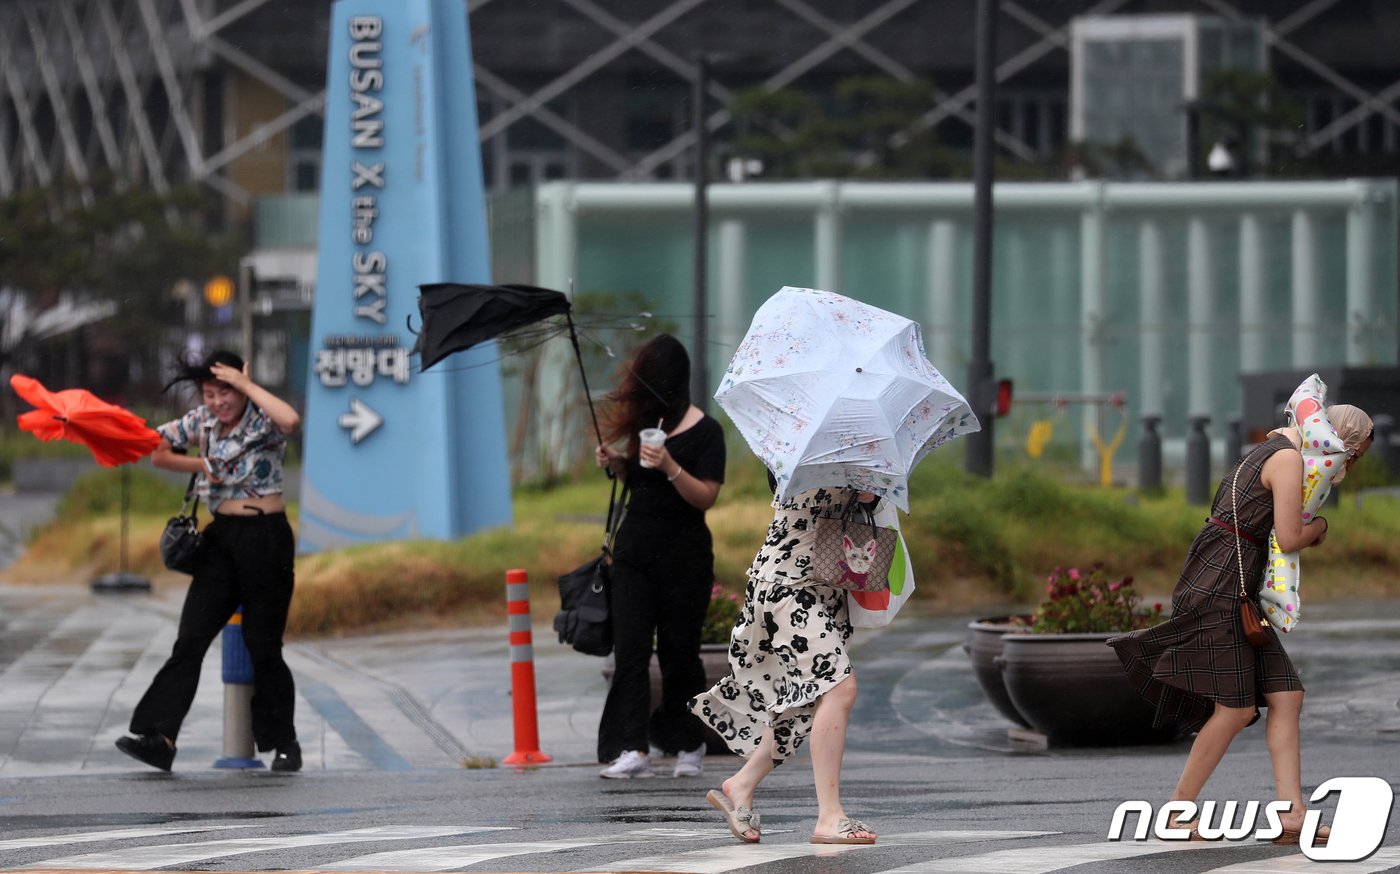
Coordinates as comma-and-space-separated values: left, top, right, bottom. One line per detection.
8, 463, 1400, 638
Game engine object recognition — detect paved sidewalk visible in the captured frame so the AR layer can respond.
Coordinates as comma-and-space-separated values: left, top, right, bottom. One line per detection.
3, 581, 1400, 779
0, 582, 614, 774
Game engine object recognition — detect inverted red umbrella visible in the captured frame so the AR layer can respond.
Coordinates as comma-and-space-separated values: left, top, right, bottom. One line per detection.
10, 374, 162, 466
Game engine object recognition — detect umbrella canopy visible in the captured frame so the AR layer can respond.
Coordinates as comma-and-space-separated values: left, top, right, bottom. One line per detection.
413, 283, 571, 371
714, 287, 980, 511
10, 374, 162, 466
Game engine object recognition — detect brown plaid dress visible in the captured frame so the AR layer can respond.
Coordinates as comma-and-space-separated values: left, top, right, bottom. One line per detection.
1109, 433, 1303, 733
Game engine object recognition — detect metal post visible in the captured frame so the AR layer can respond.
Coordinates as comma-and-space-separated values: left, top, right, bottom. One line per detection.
1225, 417, 1243, 465
1186, 415, 1212, 505
90, 466, 151, 592
1372, 413, 1395, 478
213, 610, 263, 769
691, 52, 710, 412
1185, 102, 1201, 179
238, 258, 256, 361
965, 0, 998, 477
1138, 414, 1162, 492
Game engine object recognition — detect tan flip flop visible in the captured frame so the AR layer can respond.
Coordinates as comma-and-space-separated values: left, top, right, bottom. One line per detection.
810, 817, 876, 845
1274, 827, 1329, 846
706, 789, 760, 843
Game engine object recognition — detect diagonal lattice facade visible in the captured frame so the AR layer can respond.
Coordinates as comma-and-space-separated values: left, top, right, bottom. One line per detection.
0, 0, 326, 208
1, 0, 1398, 210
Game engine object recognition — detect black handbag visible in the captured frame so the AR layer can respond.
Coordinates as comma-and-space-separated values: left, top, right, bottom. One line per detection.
553, 477, 626, 657
159, 473, 202, 575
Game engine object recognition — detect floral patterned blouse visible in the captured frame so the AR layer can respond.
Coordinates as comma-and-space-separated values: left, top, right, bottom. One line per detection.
157, 402, 287, 510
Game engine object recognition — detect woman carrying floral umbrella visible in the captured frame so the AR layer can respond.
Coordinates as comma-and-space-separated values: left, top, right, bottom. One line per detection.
693, 287, 978, 845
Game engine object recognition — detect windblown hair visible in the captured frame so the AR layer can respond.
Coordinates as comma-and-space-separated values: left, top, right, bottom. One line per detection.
164, 349, 245, 394
598, 333, 691, 457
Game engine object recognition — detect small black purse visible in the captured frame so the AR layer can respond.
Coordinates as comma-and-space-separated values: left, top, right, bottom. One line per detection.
159, 473, 202, 575
553, 477, 627, 657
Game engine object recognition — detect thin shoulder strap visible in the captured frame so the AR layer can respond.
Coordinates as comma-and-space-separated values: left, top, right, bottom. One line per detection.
602, 476, 629, 550
182, 472, 201, 521
1230, 443, 1269, 600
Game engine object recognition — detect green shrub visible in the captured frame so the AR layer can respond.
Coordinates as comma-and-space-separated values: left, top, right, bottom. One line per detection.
52, 468, 186, 521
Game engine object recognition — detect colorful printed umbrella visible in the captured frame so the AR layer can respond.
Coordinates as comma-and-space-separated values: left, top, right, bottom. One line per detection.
10, 374, 162, 466
714, 286, 980, 512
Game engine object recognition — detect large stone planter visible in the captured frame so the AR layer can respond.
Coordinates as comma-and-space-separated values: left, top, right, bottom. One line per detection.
963, 617, 1033, 728
998, 632, 1180, 747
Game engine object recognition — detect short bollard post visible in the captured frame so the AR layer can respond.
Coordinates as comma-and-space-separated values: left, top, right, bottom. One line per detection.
213, 610, 263, 769
1138, 414, 1162, 492
1225, 417, 1244, 464
1185, 415, 1212, 506
502, 569, 552, 766
1373, 414, 1395, 478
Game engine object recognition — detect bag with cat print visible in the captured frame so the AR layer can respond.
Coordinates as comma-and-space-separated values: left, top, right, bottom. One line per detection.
847, 500, 915, 628
809, 494, 899, 593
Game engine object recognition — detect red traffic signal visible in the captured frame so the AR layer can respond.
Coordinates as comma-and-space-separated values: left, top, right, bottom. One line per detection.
995, 379, 1013, 417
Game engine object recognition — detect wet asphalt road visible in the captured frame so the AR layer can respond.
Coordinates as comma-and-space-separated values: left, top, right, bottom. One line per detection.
0, 581, 1398, 872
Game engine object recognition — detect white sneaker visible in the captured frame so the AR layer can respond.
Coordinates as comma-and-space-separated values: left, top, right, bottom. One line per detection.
673, 743, 705, 778
599, 750, 653, 779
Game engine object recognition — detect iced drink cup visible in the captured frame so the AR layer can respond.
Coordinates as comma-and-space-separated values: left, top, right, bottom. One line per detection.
638, 428, 666, 467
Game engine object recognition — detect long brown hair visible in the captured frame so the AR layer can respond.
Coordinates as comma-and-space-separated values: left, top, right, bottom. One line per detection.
599, 333, 691, 457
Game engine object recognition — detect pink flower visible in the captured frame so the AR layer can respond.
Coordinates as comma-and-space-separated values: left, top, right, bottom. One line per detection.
1067, 568, 1081, 580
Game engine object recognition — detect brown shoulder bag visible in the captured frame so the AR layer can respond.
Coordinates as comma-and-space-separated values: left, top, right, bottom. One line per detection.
1231, 460, 1271, 649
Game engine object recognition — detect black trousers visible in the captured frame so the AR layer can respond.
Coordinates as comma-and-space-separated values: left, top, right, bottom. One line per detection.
130, 512, 297, 751
598, 555, 711, 762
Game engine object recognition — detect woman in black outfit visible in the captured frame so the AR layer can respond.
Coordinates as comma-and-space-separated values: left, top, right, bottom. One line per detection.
593, 334, 725, 779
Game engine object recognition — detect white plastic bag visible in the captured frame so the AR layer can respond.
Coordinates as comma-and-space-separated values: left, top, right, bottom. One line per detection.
848, 501, 916, 628
1260, 374, 1344, 633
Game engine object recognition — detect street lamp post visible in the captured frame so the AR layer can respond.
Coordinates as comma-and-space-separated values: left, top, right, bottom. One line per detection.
691, 52, 710, 413
965, 0, 998, 477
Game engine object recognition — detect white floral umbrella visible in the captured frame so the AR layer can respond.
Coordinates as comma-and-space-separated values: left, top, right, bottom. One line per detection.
714, 286, 980, 511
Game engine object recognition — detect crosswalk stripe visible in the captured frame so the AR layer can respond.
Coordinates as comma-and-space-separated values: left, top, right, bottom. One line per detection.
596, 841, 867, 872
591, 829, 1054, 874
1208, 846, 1400, 872
33, 825, 495, 870
0, 824, 256, 852
878, 831, 1058, 847
879, 838, 1258, 873
322, 827, 731, 871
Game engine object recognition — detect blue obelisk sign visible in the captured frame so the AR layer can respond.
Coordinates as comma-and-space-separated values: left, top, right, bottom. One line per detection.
299, 0, 511, 550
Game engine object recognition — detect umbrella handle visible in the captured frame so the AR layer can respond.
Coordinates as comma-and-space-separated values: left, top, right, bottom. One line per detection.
565, 309, 606, 449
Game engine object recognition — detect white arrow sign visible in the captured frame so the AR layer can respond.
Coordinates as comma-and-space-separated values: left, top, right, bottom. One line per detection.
338, 398, 383, 444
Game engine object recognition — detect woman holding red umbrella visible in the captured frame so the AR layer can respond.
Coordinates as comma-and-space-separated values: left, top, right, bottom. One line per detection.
114, 350, 304, 772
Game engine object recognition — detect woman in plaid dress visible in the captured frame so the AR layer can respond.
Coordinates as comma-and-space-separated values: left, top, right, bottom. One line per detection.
1109, 405, 1373, 844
